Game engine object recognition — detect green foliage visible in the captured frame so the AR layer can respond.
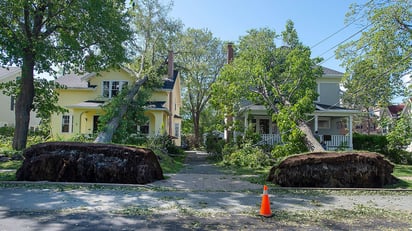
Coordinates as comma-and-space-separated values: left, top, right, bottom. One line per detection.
0, 78, 67, 134
97, 86, 151, 145
146, 134, 183, 156
211, 21, 322, 152
0, 0, 132, 149
353, 126, 412, 165
175, 28, 226, 147
386, 116, 412, 164
222, 143, 270, 168
153, 149, 185, 174
204, 132, 225, 160
0, 160, 21, 170
337, 0, 411, 103
353, 133, 388, 153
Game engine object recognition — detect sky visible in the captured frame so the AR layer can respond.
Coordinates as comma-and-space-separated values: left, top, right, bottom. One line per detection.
166, 0, 369, 73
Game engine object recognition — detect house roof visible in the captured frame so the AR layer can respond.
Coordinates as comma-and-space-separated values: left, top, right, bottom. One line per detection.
55, 72, 91, 88
314, 103, 359, 115
239, 102, 359, 116
56, 68, 178, 91
162, 70, 179, 90
322, 66, 343, 76
0, 67, 21, 81
387, 104, 405, 117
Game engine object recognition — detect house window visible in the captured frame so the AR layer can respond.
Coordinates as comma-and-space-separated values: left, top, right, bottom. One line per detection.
61, 115, 72, 133
174, 123, 180, 137
318, 118, 330, 129
102, 80, 128, 98
336, 121, 347, 129
139, 123, 149, 134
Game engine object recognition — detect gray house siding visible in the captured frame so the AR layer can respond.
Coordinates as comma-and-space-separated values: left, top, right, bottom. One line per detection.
318, 83, 340, 106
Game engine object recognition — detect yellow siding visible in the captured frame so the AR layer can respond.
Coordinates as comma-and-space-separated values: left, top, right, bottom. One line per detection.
0, 71, 41, 128
51, 68, 182, 147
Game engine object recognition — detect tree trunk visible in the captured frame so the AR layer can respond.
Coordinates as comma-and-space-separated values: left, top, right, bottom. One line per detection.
94, 76, 148, 143
13, 53, 35, 150
192, 111, 200, 148
297, 120, 325, 152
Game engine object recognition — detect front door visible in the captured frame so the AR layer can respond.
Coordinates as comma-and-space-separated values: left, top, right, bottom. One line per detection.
93, 115, 100, 133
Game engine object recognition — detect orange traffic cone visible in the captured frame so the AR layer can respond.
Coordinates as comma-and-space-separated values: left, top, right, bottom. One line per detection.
259, 185, 272, 217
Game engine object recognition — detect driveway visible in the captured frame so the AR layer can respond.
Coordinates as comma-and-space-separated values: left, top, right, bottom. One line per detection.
1, 151, 412, 230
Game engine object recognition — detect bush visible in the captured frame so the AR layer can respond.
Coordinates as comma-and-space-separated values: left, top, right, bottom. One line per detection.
146, 134, 183, 156
353, 133, 412, 164
222, 144, 270, 168
353, 133, 388, 153
205, 132, 225, 159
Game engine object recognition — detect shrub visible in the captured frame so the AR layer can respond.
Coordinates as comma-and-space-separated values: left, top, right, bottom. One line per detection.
205, 132, 225, 160
353, 133, 388, 153
146, 134, 183, 155
222, 144, 270, 168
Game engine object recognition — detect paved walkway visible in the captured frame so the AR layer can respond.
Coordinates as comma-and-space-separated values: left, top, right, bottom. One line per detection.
151, 151, 261, 192
0, 151, 412, 230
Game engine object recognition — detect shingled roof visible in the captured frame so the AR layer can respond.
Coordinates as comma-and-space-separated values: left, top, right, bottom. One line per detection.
322, 66, 343, 75
55, 72, 93, 88
162, 70, 178, 90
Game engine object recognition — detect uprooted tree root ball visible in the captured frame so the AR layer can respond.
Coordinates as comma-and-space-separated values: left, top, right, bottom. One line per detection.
267, 152, 398, 188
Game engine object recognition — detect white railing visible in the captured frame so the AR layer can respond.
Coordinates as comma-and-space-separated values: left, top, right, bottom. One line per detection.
259, 134, 351, 150
320, 135, 350, 150
260, 134, 282, 145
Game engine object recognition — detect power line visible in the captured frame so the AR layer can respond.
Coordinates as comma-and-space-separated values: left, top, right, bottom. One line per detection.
317, 23, 371, 58
311, 18, 360, 49
310, 0, 372, 50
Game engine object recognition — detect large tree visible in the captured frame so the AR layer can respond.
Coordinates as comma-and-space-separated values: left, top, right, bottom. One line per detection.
211, 20, 325, 152
0, 0, 131, 150
94, 0, 182, 143
175, 28, 226, 147
336, 0, 411, 105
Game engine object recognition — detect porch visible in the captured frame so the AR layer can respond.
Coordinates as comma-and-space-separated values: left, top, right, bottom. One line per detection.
260, 134, 350, 151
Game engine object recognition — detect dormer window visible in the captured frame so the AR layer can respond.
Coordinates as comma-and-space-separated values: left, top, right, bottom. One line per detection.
102, 80, 128, 98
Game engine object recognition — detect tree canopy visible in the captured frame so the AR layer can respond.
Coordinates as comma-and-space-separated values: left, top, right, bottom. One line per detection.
336, 0, 412, 105
94, 0, 183, 143
211, 20, 324, 153
0, 0, 132, 149
175, 28, 226, 147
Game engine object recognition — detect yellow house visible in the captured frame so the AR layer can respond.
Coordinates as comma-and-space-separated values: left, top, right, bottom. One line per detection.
51, 60, 182, 146
0, 67, 41, 129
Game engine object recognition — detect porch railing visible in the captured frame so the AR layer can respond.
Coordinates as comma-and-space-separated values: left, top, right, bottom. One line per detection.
320, 135, 350, 150
259, 134, 351, 150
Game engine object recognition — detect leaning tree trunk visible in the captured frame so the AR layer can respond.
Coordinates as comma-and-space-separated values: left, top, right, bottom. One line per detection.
297, 119, 325, 152
268, 98, 325, 152
13, 53, 36, 150
94, 76, 148, 143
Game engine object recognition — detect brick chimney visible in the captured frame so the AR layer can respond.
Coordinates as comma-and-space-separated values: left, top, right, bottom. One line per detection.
227, 43, 234, 64
168, 50, 174, 78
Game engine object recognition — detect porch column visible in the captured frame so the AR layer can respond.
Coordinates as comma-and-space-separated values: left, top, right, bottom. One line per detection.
348, 115, 353, 150
314, 115, 319, 132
